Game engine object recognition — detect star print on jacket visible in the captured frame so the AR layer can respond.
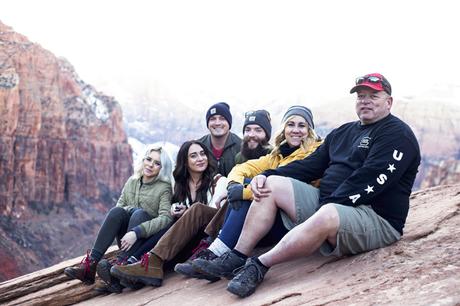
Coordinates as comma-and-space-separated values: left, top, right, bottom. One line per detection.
387, 164, 396, 172
262, 114, 421, 235
365, 185, 374, 194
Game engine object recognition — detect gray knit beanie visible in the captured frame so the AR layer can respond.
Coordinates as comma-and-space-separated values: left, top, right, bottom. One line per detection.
281, 105, 314, 129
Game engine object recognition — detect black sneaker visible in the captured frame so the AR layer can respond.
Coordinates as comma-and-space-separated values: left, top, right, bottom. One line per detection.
174, 249, 220, 282
96, 259, 123, 294
191, 251, 246, 279
227, 257, 268, 298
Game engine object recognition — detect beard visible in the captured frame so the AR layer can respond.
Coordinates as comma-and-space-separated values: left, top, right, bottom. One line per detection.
240, 137, 269, 160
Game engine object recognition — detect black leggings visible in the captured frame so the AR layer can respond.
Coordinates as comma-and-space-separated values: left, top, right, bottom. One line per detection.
90, 206, 152, 262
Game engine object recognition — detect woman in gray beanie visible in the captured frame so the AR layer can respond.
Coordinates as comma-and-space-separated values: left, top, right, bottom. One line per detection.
281, 105, 314, 129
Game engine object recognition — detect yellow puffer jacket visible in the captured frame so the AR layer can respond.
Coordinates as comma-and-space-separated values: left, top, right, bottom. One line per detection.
228, 140, 323, 200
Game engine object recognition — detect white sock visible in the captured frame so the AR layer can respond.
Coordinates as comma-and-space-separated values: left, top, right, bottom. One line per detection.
208, 238, 231, 257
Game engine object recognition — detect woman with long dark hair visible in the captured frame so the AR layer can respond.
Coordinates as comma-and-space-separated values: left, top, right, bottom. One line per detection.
110, 140, 227, 289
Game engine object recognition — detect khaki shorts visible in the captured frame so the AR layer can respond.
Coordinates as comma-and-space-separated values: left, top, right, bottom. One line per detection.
285, 178, 401, 257
279, 178, 320, 230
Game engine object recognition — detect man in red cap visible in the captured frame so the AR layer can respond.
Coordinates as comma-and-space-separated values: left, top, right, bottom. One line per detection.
193, 73, 421, 298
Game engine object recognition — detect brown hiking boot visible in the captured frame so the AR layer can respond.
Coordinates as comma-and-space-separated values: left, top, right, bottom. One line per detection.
110, 252, 163, 287
64, 250, 97, 285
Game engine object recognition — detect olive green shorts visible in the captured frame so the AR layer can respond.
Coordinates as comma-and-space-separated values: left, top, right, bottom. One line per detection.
284, 178, 401, 257
279, 178, 320, 230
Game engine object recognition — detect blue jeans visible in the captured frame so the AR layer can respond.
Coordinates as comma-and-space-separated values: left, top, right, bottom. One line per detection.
219, 200, 288, 249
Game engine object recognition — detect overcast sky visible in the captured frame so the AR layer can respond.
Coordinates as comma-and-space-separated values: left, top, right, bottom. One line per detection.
2, 0, 459, 107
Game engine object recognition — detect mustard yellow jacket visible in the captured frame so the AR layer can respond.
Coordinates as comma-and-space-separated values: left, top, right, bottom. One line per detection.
228, 140, 323, 200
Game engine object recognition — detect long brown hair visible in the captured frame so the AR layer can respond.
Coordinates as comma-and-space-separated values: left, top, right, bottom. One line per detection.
172, 140, 217, 205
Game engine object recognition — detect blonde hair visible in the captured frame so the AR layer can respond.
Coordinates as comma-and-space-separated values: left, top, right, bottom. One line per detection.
270, 115, 319, 157
133, 145, 174, 184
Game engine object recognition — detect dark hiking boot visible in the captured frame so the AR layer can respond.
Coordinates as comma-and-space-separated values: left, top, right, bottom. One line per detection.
96, 259, 123, 294
93, 285, 114, 294
109, 256, 144, 290
191, 251, 246, 279
227, 257, 269, 298
64, 251, 97, 285
110, 252, 164, 287
119, 279, 145, 290
174, 248, 219, 282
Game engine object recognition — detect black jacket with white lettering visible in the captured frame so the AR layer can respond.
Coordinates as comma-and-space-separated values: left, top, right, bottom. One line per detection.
263, 114, 421, 234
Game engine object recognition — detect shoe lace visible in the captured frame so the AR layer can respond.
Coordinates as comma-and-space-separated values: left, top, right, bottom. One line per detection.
233, 260, 264, 284
140, 253, 150, 272
80, 249, 92, 275
218, 251, 233, 263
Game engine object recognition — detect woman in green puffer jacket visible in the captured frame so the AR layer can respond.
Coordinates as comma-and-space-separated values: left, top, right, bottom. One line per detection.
63, 145, 174, 292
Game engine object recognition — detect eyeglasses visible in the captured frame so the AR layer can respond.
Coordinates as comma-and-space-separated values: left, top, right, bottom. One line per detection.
244, 110, 271, 121
144, 156, 161, 167
355, 75, 391, 95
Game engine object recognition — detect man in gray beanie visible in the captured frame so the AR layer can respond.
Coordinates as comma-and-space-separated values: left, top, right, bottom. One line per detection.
199, 102, 242, 176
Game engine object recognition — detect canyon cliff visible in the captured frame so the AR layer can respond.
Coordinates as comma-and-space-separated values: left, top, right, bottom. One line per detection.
0, 21, 132, 281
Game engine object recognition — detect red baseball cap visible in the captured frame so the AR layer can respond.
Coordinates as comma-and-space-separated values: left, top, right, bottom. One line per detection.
350, 73, 392, 95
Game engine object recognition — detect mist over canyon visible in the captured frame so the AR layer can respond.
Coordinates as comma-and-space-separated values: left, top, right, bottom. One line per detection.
121, 80, 460, 191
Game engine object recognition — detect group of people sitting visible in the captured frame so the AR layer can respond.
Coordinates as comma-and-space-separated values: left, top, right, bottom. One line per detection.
64, 73, 421, 298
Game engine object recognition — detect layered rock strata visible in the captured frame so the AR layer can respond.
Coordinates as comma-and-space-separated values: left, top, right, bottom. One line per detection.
0, 21, 132, 280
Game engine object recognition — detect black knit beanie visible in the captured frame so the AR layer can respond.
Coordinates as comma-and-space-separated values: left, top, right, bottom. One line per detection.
206, 102, 232, 128
243, 110, 272, 141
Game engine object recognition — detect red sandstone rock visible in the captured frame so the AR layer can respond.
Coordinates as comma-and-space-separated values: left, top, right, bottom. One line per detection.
0, 21, 132, 280
0, 184, 459, 305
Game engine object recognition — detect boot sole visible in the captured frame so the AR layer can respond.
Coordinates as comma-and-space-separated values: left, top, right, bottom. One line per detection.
174, 265, 220, 282
119, 279, 145, 290
227, 282, 256, 298
94, 285, 122, 294
191, 261, 235, 279
64, 268, 95, 285
110, 267, 162, 287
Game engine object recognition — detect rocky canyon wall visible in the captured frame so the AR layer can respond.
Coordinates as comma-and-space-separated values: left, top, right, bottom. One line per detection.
0, 21, 133, 281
